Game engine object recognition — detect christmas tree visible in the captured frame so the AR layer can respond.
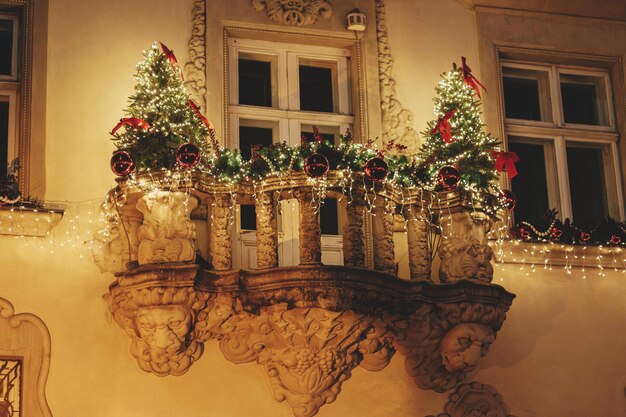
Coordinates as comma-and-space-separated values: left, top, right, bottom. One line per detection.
111, 42, 210, 170
419, 58, 501, 193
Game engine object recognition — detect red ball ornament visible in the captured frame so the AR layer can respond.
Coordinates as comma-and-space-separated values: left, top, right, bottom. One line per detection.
436, 165, 461, 190
580, 232, 591, 242
520, 227, 531, 240
551, 227, 563, 239
364, 156, 388, 182
305, 153, 329, 178
610, 235, 621, 245
176, 143, 201, 169
110, 151, 135, 177
500, 189, 517, 211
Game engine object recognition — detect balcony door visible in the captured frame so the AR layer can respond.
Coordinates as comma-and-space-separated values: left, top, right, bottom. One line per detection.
228, 38, 354, 269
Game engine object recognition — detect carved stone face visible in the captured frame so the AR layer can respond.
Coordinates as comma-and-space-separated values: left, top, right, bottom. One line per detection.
440, 323, 494, 373
439, 236, 494, 283
135, 305, 191, 356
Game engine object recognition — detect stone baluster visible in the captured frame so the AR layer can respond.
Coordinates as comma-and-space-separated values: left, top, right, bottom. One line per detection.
296, 188, 322, 265
402, 205, 431, 280
342, 190, 367, 268
371, 196, 395, 273
255, 191, 279, 269
210, 193, 234, 270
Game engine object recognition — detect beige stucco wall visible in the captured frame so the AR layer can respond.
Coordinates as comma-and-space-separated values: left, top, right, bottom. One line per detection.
0, 1, 624, 417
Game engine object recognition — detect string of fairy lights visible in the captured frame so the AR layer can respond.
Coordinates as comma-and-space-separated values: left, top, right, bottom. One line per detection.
1, 44, 622, 278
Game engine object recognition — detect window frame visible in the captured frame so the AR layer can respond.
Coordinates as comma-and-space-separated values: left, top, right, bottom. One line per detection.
0, 13, 19, 81
501, 59, 624, 222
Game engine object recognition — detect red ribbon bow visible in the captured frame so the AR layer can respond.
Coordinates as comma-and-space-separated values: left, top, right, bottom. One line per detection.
462, 57, 486, 98
431, 109, 456, 143
189, 99, 212, 129
490, 150, 520, 179
111, 117, 150, 135
160, 42, 183, 80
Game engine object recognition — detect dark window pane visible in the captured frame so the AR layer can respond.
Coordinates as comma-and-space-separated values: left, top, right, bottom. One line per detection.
503, 77, 541, 120
0, 19, 13, 76
509, 142, 550, 222
240, 204, 256, 230
567, 146, 607, 222
299, 66, 333, 112
301, 131, 336, 145
0, 101, 8, 171
320, 198, 338, 235
561, 82, 598, 125
239, 126, 273, 160
239, 59, 272, 107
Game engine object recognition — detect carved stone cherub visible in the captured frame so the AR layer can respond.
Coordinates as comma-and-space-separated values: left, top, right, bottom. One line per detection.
439, 235, 494, 283
440, 323, 494, 374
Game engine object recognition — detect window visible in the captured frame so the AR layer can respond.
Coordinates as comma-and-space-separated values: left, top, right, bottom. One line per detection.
501, 61, 623, 223
0, 13, 19, 177
229, 38, 353, 267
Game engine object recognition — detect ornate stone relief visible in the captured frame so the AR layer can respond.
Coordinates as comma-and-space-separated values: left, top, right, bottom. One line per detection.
0, 297, 53, 417
251, 0, 333, 26
100, 179, 514, 417
375, 0, 420, 153
184, 0, 207, 112
105, 265, 211, 377
136, 191, 198, 264
426, 381, 517, 417
439, 235, 494, 283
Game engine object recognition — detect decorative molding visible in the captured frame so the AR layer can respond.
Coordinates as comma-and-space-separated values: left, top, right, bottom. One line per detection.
375, 0, 420, 153
184, 0, 207, 113
426, 381, 517, 417
99, 177, 514, 417
251, 0, 333, 26
0, 297, 53, 417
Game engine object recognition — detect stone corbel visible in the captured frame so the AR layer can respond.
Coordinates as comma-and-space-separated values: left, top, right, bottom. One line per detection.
105, 265, 210, 377
218, 304, 388, 417
396, 302, 504, 393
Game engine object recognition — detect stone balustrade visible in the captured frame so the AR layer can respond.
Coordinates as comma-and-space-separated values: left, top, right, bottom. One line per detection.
98, 170, 512, 417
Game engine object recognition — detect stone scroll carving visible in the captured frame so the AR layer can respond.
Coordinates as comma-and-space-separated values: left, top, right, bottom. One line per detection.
184, 0, 207, 112
252, 0, 333, 26
426, 381, 517, 417
136, 191, 198, 265
218, 305, 391, 417
376, 0, 420, 153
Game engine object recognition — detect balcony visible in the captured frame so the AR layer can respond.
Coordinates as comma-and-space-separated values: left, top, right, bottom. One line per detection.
96, 170, 514, 417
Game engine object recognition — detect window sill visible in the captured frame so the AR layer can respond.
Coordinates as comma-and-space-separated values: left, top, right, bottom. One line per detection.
0, 206, 64, 237
490, 239, 625, 269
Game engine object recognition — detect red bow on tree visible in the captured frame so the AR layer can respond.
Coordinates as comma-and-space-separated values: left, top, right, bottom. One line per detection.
490, 150, 520, 179
160, 42, 183, 80
461, 57, 486, 98
431, 109, 456, 143
111, 117, 150, 135
189, 99, 211, 129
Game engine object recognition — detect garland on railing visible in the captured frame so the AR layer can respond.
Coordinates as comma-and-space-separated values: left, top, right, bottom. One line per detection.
510, 209, 626, 247
108, 43, 516, 214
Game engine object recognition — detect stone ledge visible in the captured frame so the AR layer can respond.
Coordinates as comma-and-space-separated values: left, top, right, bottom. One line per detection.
0, 206, 64, 237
